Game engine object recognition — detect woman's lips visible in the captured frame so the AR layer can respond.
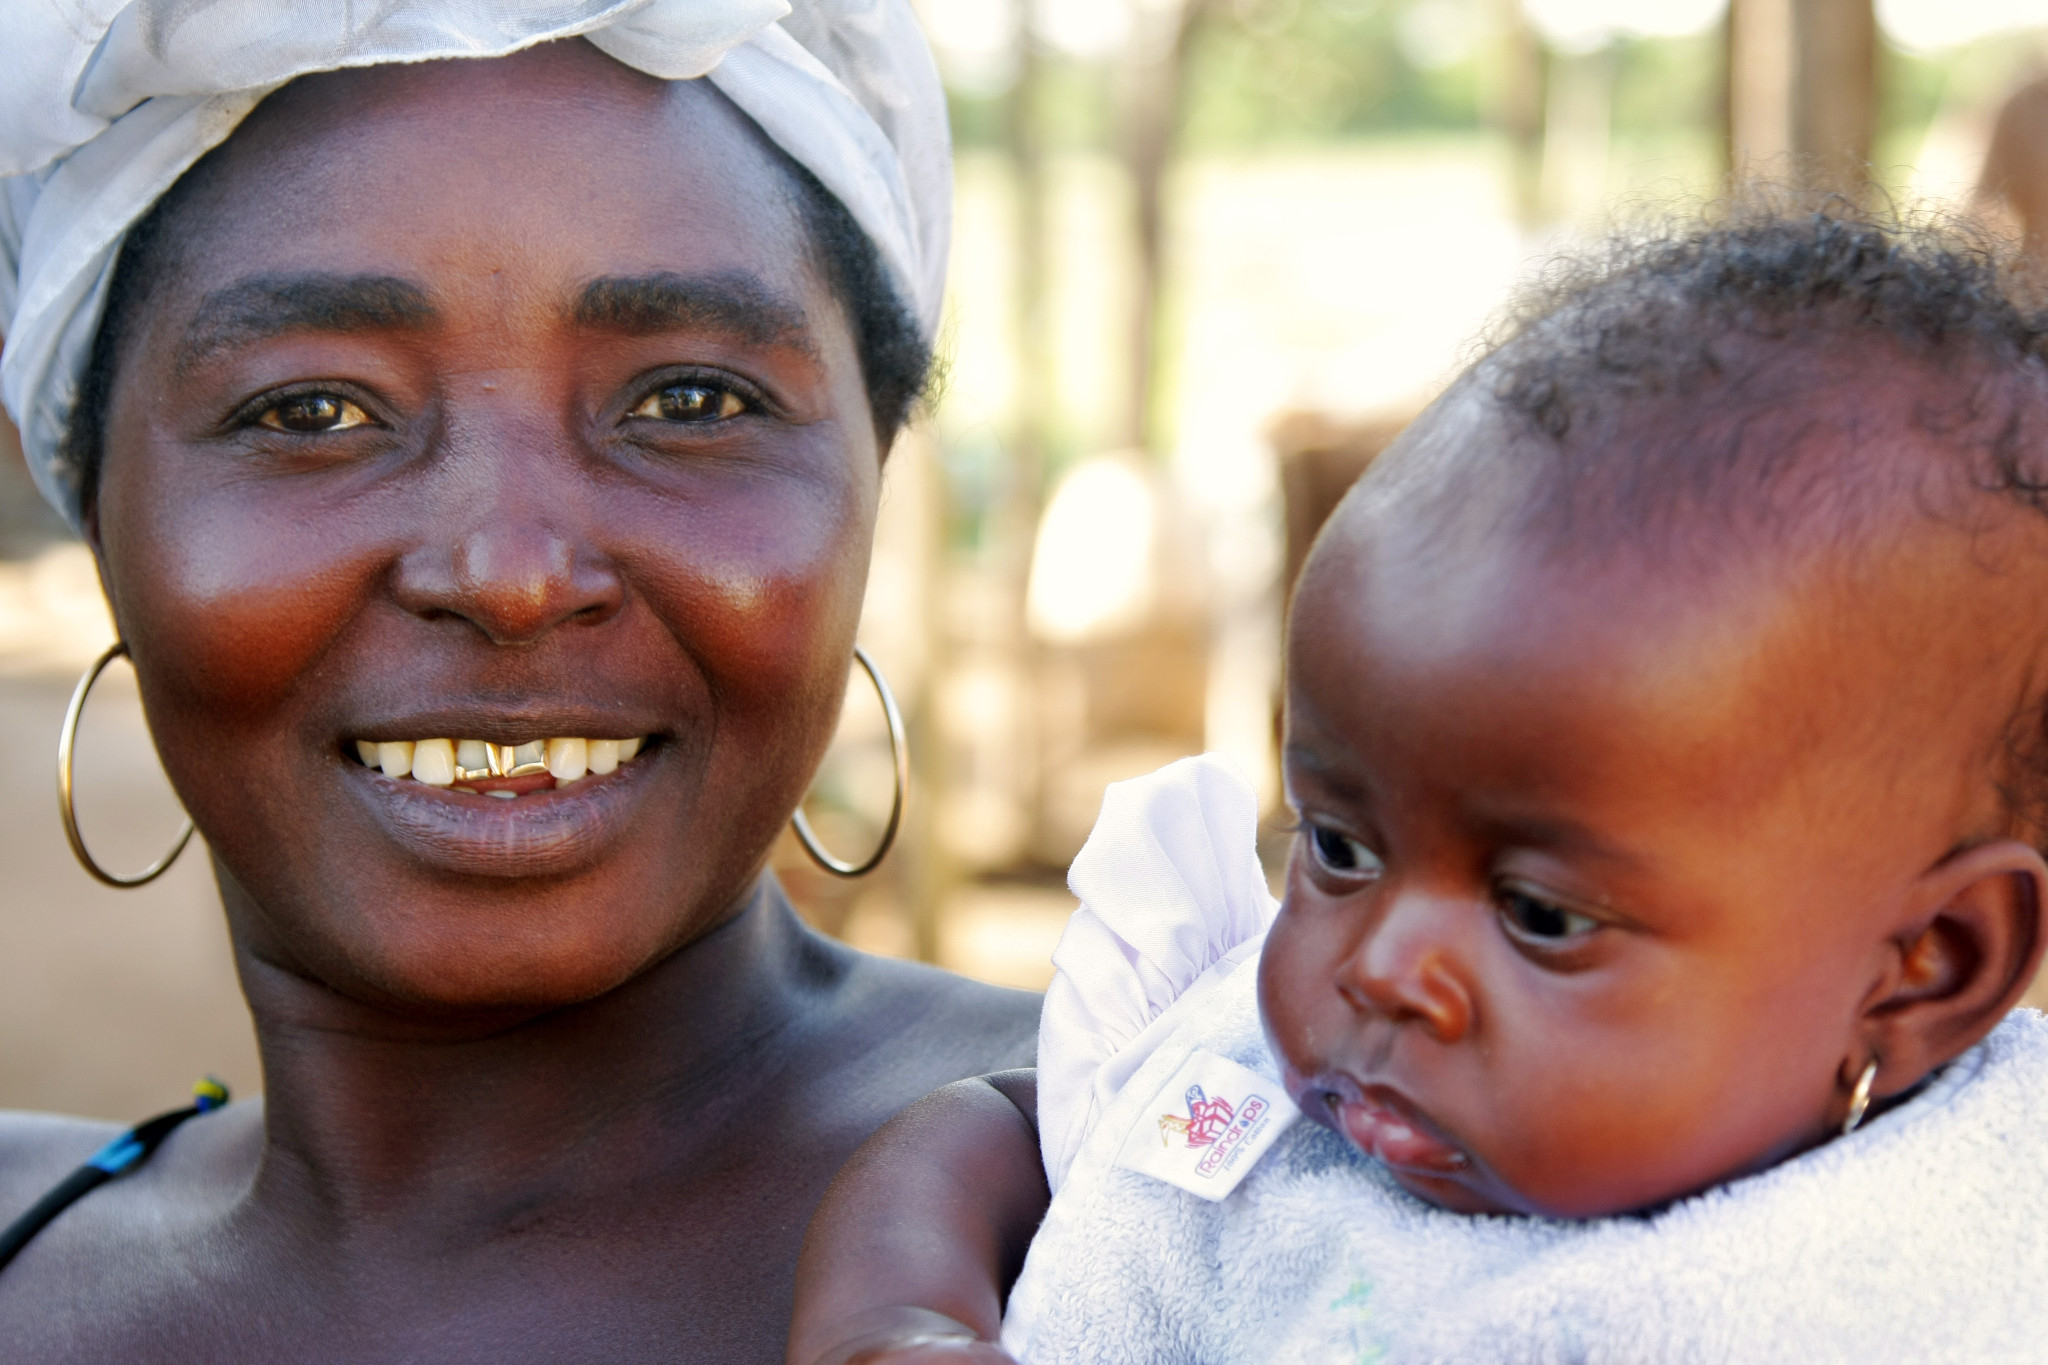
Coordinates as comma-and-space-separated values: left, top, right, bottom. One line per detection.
1329, 1087, 1471, 1175
343, 742, 662, 879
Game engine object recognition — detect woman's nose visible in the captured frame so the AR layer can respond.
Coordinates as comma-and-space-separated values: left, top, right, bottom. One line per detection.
1335, 895, 1474, 1044
393, 520, 625, 644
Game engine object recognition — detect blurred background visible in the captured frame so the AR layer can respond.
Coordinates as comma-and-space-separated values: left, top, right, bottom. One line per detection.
8, 0, 2048, 1118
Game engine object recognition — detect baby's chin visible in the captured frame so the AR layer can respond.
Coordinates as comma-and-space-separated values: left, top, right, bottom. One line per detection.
1374, 1141, 1766, 1221
1302, 1087, 1687, 1219
1379, 1163, 1521, 1215
1367, 1145, 1659, 1220
1284, 1063, 1771, 1219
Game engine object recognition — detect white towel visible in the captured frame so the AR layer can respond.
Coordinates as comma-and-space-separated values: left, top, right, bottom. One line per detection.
1005, 757, 2048, 1364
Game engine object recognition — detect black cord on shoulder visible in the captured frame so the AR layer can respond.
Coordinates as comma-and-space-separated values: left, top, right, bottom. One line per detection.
0, 1076, 229, 1275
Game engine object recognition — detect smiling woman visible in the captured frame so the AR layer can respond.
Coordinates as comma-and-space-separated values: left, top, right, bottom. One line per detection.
0, 6, 1037, 1361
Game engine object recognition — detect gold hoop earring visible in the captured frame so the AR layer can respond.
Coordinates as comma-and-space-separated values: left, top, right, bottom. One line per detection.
1842, 1057, 1879, 1136
791, 645, 907, 878
58, 641, 194, 889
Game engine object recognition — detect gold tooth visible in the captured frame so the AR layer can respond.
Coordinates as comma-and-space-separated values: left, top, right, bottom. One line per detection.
428, 740, 633, 785
454, 745, 547, 782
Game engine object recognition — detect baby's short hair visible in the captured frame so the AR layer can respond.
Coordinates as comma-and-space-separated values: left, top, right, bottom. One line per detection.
1493, 196, 2044, 428
1392, 192, 2048, 844
1455, 195, 2048, 545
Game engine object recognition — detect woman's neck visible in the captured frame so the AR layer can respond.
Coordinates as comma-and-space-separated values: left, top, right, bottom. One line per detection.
227, 873, 836, 1240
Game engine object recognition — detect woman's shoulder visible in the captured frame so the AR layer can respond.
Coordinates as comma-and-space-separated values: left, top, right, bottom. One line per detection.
830, 945, 1041, 1072
772, 939, 1039, 1165
0, 1101, 259, 1221
0, 1111, 123, 1216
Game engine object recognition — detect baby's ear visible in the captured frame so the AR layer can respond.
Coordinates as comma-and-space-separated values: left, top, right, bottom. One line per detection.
1858, 839, 2048, 1097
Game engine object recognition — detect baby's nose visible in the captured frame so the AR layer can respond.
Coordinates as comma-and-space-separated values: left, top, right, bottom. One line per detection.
1339, 897, 1474, 1044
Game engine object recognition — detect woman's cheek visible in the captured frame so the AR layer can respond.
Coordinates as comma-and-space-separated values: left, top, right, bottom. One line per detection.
104, 470, 390, 714
619, 462, 876, 691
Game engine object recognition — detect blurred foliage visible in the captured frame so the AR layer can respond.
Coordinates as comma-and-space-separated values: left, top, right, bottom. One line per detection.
949, 59, 1119, 148
1876, 31, 2048, 177
1880, 44, 1949, 153
939, 0, 2042, 177
1609, 33, 1719, 149
1181, 0, 1482, 145
942, 0, 1495, 150
943, 0, 1730, 153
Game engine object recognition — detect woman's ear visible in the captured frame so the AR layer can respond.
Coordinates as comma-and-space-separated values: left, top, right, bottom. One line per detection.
80, 497, 121, 639
1857, 838, 2048, 1099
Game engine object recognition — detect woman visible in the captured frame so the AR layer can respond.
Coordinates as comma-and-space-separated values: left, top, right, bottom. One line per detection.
0, 5, 1038, 1359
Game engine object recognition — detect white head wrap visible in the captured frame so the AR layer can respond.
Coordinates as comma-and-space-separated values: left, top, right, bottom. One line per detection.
0, 0, 950, 524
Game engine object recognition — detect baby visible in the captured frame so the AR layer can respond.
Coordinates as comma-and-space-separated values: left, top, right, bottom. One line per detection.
789, 205, 2048, 1363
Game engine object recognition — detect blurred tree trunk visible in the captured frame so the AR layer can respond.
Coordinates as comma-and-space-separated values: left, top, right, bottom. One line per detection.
1792, 0, 1876, 191
1486, 0, 1548, 230
1725, 0, 1876, 193
1118, 0, 1208, 457
1007, 18, 1051, 523
1539, 44, 1614, 224
925, 3, 1056, 919
1001, 5, 1052, 807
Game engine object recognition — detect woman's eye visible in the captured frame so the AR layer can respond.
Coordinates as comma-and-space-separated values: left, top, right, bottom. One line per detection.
257, 393, 371, 433
1498, 888, 1600, 943
1307, 824, 1384, 879
631, 383, 746, 424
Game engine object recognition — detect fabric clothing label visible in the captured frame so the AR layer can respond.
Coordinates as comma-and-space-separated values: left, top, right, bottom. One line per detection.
1113, 1049, 1301, 1201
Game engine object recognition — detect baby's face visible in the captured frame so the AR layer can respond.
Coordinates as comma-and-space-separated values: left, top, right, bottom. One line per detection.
1263, 471, 2015, 1218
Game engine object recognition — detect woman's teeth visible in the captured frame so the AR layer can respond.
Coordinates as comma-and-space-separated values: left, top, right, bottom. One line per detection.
351, 736, 646, 794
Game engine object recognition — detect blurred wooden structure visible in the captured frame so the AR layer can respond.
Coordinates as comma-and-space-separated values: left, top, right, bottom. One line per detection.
1979, 75, 2048, 263
1725, 0, 1877, 193
1271, 411, 1411, 601
1022, 455, 1209, 864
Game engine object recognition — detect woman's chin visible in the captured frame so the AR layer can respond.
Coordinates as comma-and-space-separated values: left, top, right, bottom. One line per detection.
228, 850, 737, 1021
327, 913, 684, 1018
208, 740, 784, 1021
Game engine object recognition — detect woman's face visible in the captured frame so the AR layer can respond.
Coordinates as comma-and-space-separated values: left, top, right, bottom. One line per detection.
90, 43, 882, 1013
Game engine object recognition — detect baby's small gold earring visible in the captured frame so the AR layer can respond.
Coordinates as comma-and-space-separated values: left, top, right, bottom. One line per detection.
1842, 1058, 1879, 1136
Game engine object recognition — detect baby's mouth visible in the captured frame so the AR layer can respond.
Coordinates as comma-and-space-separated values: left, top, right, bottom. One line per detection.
350, 736, 649, 798
1329, 1087, 1471, 1176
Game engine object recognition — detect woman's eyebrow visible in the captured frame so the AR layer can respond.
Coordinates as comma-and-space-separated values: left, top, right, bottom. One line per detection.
571, 272, 817, 356
174, 274, 436, 374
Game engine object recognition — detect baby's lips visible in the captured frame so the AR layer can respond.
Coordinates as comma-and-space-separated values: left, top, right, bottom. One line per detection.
1333, 1089, 1471, 1175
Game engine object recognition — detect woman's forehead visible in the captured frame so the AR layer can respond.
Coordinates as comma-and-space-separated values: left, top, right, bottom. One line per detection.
140, 42, 816, 326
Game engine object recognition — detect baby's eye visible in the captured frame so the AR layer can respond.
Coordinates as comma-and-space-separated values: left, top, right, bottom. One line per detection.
1497, 887, 1600, 943
1307, 824, 1385, 879
258, 393, 371, 433
631, 382, 746, 424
